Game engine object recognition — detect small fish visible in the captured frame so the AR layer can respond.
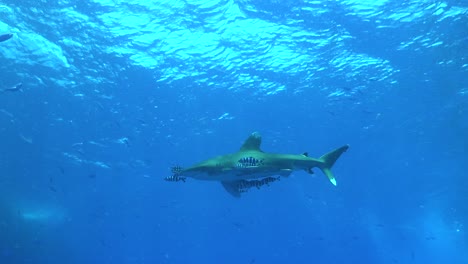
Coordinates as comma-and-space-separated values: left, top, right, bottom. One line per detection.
119, 137, 130, 147
164, 175, 186, 182
136, 118, 147, 125
2, 83, 23, 92
19, 134, 32, 144
0, 33, 13, 43
341, 87, 352, 91
0, 109, 14, 119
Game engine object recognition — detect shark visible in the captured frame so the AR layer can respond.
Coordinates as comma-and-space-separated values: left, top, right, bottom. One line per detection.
165, 132, 349, 197
1, 83, 23, 93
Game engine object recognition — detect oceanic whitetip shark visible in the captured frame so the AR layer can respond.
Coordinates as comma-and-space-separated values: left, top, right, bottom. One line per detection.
165, 132, 349, 197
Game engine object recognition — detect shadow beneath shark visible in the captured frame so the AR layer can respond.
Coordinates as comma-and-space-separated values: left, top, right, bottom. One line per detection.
165, 132, 349, 197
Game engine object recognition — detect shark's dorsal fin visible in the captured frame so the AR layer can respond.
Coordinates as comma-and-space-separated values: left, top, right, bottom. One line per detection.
240, 132, 262, 152
302, 152, 309, 157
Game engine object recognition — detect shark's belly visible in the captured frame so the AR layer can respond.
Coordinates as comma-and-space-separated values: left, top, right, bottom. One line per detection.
187, 167, 292, 181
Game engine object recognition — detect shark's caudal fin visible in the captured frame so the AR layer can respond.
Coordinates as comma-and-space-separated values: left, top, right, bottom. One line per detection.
318, 145, 349, 186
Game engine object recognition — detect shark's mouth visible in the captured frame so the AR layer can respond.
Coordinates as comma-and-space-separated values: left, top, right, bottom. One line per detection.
235, 157, 264, 168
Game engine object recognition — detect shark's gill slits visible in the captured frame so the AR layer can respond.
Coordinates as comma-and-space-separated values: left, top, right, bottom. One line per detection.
235, 157, 264, 168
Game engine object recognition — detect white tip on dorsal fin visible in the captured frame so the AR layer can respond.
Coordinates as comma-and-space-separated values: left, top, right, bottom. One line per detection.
240, 132, 262, 152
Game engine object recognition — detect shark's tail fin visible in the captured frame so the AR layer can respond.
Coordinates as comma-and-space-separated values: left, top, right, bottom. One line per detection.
318, 145, 349, 186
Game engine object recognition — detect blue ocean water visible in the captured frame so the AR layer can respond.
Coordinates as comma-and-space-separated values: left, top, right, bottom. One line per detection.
0, 0, 467, 263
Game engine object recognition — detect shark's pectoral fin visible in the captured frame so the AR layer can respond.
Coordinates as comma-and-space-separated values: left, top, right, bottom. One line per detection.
221, 181, 242, 198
